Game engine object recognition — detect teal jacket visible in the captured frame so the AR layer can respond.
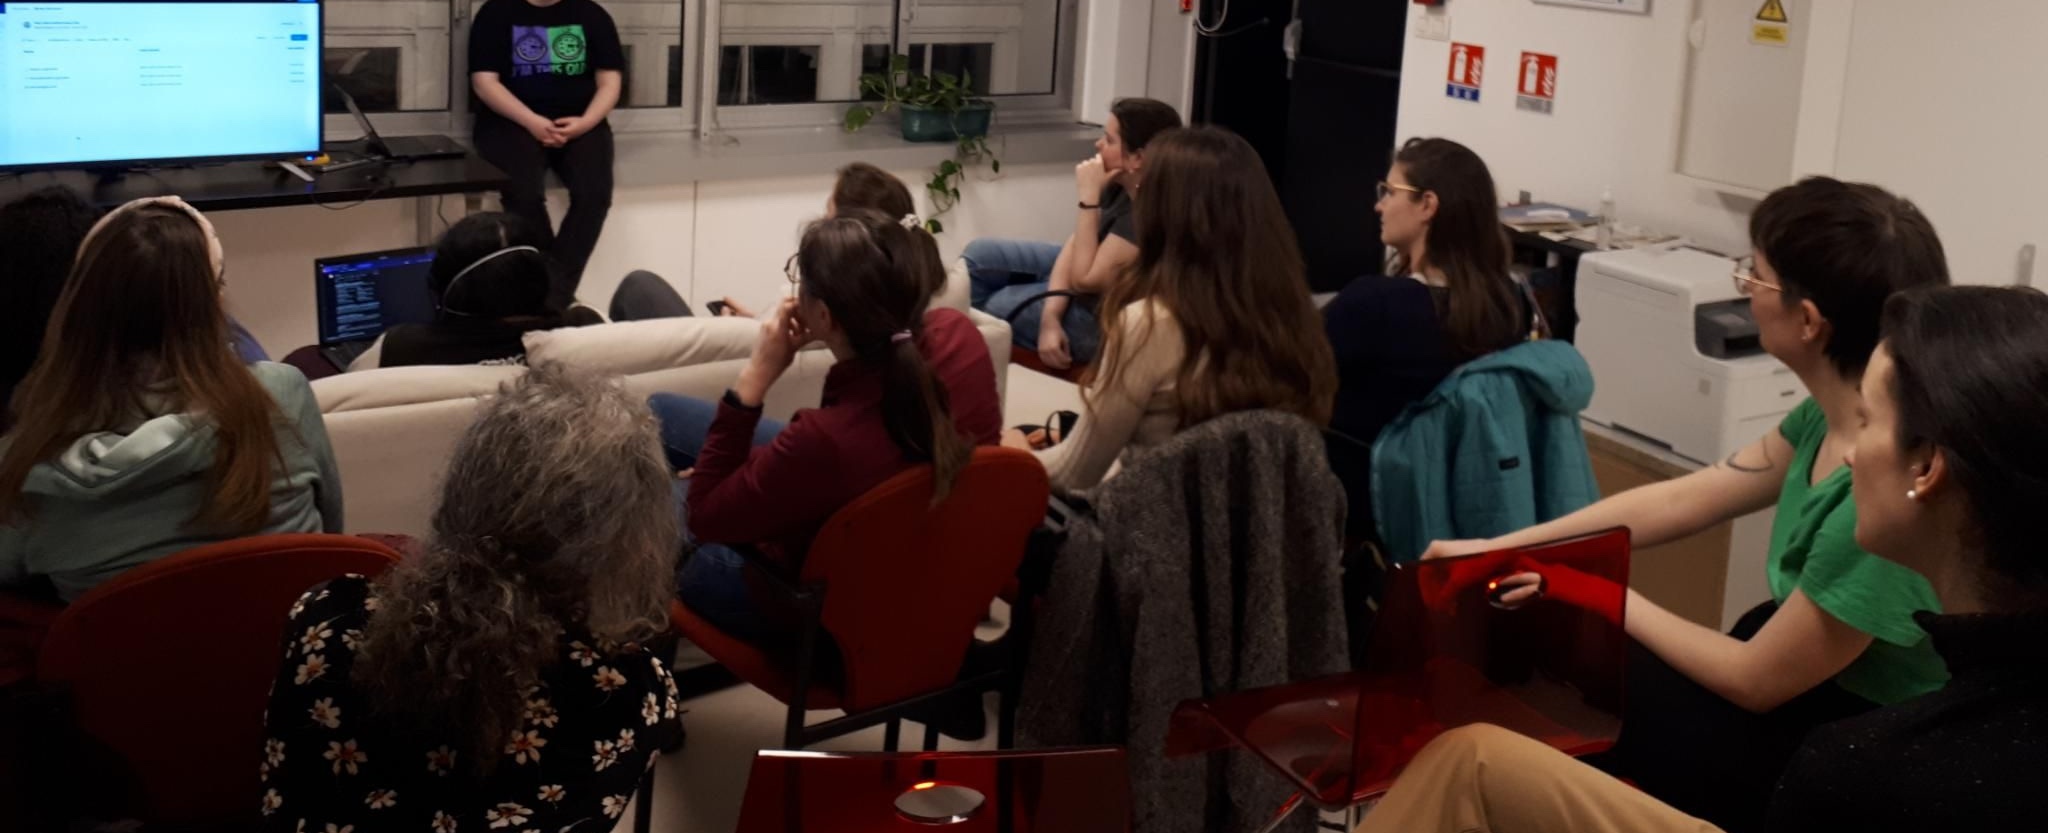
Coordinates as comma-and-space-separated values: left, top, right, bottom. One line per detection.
1370, 340, 1598, 563
0, 363, 344, 601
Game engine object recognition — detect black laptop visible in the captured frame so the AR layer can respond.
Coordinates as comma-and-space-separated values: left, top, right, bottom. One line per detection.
315, 247, 440, 369
336, 87, 468, 161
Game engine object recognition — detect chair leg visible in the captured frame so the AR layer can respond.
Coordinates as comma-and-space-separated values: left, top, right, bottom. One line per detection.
884, 718, 902, 753
1251, 793, 1305, 833
632, 765, 654, 833
922, 720, 941, 752
783, 699, 805, 751
997, 684, 1017, 749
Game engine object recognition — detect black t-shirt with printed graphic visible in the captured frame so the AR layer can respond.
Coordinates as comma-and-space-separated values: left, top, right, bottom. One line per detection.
469, 0, 626, 123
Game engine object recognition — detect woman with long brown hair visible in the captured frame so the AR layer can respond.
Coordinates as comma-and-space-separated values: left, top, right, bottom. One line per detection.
0, 198, 341, 601
657, 208, 1002, 645
258, 365, 681, 831
1319, 137, 1544, 538
1006, 125, 1336, 492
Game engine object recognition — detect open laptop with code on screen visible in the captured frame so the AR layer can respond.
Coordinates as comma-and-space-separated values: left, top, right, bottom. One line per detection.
315, 247, 439, 369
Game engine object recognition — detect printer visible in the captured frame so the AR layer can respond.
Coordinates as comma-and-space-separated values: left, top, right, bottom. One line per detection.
1576, 247, 1807, 465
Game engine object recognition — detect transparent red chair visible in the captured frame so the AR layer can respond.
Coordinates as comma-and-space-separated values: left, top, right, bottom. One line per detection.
1163, 528, 1632, 831
733, 746, 1130, 833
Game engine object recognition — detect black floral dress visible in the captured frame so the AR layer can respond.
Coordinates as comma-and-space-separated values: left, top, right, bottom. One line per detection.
257, 577, 682, 833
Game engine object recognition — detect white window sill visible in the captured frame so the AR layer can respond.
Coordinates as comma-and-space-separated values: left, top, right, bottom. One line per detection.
605, 122, 1099, 187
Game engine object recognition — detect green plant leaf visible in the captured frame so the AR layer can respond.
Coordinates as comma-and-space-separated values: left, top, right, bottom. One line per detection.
938, 159, 961, 177
991, 158, 1002, 174
926, 218, 944, 234
891, 54, 911, 74
842, 105, 874, 133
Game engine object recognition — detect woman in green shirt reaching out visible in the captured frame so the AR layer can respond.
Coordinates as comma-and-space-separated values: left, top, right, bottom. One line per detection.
1425, 177, 1950, 833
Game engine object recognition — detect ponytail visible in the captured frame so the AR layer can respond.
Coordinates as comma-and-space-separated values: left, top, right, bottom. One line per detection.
879, 331, 972, 501
797, 210, 973, 500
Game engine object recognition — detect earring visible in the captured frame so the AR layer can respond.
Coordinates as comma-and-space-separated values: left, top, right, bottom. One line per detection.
1906, 489, 1919, 501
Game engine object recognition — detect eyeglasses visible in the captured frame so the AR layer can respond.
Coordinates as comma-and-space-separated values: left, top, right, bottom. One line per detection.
1377, 181, 1423, 201
784, 253, 800, 286
1731, 257, 1783, 297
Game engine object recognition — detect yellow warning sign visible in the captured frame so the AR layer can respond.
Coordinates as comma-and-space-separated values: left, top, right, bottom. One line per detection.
1757, 0, 1788, 23
1752, 23, 1789, 45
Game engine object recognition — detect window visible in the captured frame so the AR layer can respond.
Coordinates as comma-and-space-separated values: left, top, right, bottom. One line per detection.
718, 0, 1064, 110
593, 0, 688, 109
718, 45, 828, 105
324, 0, 454, 114
315, 0, 1069, 134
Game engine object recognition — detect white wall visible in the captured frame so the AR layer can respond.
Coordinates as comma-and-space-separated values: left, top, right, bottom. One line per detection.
1395, 0, 1845, 256
1830, 2, 2048, 289
1394, 0, 2041, 288
212, 164, 1075, 354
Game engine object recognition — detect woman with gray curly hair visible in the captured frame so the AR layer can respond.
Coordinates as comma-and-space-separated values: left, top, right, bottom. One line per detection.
256, 364, 683, 833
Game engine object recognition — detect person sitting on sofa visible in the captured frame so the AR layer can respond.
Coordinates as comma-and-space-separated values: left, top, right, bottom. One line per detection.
355, 212, 690, 369
0, 197, 342, 602
1351, 285, 2048, 833
258, 364, 682, 833
366, 212, 584, 369
712, 161, 929, 320
658, 209, 1002, 644
1002, 126, 1336, 493
2, 188, 267, 429
962, 97, 1183, 370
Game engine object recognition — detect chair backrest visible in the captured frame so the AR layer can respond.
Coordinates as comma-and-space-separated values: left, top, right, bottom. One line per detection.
1370, 340, 1599, 562
36, 533, 403, 827
1346, 527, 1631, 798
801, 447, 1050, 712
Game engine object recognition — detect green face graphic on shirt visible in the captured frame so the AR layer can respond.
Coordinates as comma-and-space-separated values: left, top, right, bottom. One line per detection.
512, 25, 588, 77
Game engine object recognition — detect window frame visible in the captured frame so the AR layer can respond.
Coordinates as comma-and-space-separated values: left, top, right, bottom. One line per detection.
319, 0, 1073, 142
705, 0, 1075, 133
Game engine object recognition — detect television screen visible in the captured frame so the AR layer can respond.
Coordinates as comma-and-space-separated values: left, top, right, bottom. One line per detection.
0, 1, 322, 171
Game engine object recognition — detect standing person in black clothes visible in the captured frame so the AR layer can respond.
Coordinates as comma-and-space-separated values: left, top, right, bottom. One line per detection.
469, 0, 623, 309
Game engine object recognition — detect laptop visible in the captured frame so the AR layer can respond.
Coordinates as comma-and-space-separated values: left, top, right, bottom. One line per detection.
335, 87, 468, 161
315, 247, 440, 369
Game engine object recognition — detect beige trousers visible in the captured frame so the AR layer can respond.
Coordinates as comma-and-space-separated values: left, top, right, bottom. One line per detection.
1354, 725, 1727, 833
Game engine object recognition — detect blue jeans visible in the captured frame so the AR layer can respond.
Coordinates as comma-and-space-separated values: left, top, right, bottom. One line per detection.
648, 392, 785, 470
963, 237, 1103, 365
652, 393, 787, 643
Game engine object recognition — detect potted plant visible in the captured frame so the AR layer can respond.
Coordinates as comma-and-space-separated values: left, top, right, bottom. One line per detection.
843, 54, 1001, 233
844, 54, 994, 142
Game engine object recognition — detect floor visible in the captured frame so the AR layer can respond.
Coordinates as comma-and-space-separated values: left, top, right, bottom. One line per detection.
634, 363, 1080, 833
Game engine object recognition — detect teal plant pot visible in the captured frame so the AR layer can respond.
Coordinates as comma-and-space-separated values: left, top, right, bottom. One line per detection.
899, 103, 993, 142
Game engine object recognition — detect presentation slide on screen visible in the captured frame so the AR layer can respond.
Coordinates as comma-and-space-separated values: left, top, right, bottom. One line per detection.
0, 2, 321, 168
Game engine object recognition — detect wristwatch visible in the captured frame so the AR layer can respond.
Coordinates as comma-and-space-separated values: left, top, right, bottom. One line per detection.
1078, 201, 1101, 210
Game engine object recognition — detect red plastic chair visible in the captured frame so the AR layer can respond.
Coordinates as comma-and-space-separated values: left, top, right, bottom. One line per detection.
1163, 529, 1632, 831
669, 447, 1052, 751
34, 533, 403, 828
0, 591, 63, 688
734, 746, 1130, 832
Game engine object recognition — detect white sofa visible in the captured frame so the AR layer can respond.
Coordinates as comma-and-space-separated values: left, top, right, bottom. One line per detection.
314, 303, 1014, 537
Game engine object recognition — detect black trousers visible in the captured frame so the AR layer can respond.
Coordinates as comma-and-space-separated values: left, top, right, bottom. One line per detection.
1591, 600, 1879, 833
609, 270, 693, 322
472, 116, 614, 310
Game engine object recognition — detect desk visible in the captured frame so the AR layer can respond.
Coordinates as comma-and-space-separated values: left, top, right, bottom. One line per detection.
1508, 227, 1598, 343
0, 150, 508, 245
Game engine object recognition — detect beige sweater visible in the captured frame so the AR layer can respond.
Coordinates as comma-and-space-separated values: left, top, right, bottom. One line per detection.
1038, 301, 1187, 492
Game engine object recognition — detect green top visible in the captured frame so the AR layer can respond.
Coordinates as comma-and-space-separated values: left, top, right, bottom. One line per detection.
1767, 399, 1949, 705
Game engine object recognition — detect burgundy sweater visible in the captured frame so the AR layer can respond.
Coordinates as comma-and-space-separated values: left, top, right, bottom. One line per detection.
685, 308, 1002, 569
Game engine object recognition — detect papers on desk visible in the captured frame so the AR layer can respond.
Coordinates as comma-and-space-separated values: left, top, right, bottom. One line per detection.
1560, 222, 1682, 250
1502, 202, 1595, 231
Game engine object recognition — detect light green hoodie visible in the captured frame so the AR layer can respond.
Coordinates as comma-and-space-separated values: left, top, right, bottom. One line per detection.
0, 362, 344, 601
